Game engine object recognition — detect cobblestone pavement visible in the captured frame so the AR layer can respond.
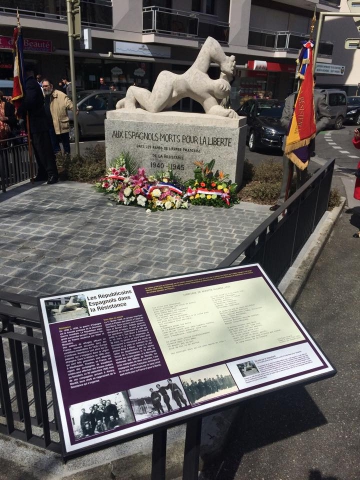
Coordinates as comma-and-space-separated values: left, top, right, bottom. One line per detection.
0, 182, 270, 297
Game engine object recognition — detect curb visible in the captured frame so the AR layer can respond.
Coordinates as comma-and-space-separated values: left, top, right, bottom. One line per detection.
278, 198, 346, 306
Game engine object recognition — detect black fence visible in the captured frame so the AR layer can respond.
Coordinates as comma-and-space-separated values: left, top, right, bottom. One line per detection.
0, 135, 35, 193
218, 159, 335, 286
0, 159, 335, 476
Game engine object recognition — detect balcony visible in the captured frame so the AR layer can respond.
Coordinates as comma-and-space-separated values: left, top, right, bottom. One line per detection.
0, 1, 113, 30
142, 6, 229, 43
248, 28, 333, 57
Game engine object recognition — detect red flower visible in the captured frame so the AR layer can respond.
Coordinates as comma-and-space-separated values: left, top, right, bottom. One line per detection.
211, 182, 217, 187
200, 182, 206, 187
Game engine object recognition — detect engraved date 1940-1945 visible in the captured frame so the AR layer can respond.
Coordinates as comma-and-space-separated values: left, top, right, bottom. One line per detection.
150, 162, 185, 170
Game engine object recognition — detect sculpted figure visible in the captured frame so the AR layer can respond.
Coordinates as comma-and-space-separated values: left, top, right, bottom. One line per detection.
116, 37, 238, 118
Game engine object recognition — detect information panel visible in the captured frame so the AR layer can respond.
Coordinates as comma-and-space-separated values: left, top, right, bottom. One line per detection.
38, 264, 336, 456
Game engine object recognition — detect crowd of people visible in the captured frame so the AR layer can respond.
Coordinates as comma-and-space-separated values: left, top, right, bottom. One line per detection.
0, 70, 117, 185
78, 398, 129, 438
182, 374, 235, 404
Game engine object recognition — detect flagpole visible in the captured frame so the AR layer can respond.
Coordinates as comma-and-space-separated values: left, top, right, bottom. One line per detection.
284, 7, 317, 204
16, 9, 35, 182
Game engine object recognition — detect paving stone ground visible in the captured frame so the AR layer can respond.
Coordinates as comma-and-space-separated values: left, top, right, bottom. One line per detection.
0, 181, 270, 297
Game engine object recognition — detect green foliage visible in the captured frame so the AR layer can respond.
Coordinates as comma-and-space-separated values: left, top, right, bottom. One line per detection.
252, 159, 283, 183
239, 180, 281, 204
109, 152, 138, 176
185, 160, 239, 207
328, 187, 342, 210
57, 145, 106, 183
242, 159, 256, 184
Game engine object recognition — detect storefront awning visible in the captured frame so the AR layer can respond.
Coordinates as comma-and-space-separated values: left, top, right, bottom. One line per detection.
247, 60, 296, 73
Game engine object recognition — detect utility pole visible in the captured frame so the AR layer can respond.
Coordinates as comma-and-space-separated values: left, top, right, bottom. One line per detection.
66, 0, 81, 156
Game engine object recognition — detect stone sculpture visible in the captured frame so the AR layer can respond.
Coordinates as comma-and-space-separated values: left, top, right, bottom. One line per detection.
116, 36, 238, 118
51, 296, 81, 314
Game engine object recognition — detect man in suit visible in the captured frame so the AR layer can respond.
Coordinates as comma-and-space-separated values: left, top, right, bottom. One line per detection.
18, 65, 58, 184
270, 76, 331, 211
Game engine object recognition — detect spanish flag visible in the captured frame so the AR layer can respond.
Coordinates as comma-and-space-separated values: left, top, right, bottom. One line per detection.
284, 40, 316, 170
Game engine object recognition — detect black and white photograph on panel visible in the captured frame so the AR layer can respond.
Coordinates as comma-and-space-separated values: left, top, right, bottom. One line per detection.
180, 364, 238, 405
237, 360, 260, 378
69, 391, 134, 440
128, 377, 189, 421
45, 294, 90, 323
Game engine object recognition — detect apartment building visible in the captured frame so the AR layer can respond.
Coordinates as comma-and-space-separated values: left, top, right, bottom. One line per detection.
0, 0, 343, 107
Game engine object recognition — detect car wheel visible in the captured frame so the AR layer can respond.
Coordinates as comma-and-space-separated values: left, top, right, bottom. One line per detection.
334, 116, 344, 130
248, 131, 256, 152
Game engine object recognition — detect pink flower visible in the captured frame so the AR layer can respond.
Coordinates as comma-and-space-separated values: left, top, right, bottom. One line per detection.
120, 167, 126, 172
103, 182, 109, 188
138, 167, 146, 176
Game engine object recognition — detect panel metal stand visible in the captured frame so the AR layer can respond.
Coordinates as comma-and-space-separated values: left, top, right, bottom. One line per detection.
183, 417, 202, 480
151, 429, 167, 480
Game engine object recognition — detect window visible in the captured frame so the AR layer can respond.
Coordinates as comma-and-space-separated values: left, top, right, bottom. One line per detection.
206, 0, 215, 15
192, 0, 202, 12
328, 93, 346, 107
83, 93, 109, 110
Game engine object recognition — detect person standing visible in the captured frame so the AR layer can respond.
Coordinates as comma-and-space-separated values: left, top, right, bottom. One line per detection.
150, 388, 164, 414
62, 77, 72, 98
99, 77, 108, 90
270, 76, 331, 211
18, 65, 58, 184
156, 383, 173, 412
42, 78, 73, 155
166, 379, 187, 408
0, 91, 17, 140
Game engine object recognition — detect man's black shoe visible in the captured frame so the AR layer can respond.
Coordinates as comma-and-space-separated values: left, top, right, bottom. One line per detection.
47, 176, 58, 184
33, 175, 47, 182
269, 204, 281, 211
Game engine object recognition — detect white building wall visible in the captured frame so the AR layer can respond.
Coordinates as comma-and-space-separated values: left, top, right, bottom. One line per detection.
228, 0, 251, 47
320, 0, 360, 89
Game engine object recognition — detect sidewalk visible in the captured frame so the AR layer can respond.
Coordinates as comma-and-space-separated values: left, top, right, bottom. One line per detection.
0, 176, 354, 480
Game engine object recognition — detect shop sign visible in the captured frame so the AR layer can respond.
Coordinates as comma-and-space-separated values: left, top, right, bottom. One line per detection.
114, 41, 171, 58
315, 63, 345, 76
248, 60, 296, 73
0, 35, 52, 52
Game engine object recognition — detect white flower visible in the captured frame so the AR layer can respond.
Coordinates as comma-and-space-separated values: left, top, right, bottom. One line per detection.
165, 201, 172, 210
175, 199, 182, 209
137, 195, 147, 207
124, 187, 132, 197
130, 196, 135, 202
146, 209, 151, 213
152, 188, 161, 198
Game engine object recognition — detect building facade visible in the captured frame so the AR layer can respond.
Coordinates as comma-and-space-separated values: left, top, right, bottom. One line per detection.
0, 0, 344, 108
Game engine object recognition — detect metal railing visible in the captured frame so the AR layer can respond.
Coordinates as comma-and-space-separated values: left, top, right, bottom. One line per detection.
0, 159, 335, 471
218, 159, 335, 286
143, 6, 229, 43
0, 136, 36, 193
248, 28, 334, 57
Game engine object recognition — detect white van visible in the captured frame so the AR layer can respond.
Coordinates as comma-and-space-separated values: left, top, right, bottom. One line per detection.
0, 80, 14, 97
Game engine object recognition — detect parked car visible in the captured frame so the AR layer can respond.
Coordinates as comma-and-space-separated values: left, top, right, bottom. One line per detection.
345, 96, 360, 125
237, 99, 285, 152
0, 80, 14, 98
68, 90, 125, 141
316, 89, 347, 130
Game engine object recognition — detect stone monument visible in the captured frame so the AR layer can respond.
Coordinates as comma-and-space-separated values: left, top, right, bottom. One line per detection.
105, 37, 247, 185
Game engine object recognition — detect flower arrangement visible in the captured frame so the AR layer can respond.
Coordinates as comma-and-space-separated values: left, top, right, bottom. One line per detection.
95, 155, 189, 211
96, 155, 238, 211
184, 160, 238, 207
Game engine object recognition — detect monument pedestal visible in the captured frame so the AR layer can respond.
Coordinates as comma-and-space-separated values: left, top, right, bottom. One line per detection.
105, 110, 247, 186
